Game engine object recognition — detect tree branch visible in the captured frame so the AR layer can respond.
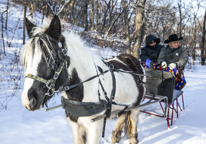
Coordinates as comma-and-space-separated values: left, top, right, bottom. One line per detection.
57, 0, 71, 16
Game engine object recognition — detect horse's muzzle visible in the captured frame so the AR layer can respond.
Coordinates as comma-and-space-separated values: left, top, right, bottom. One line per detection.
29, 97, 37, 111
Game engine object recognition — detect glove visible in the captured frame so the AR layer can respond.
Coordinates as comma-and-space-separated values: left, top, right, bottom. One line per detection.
161, 61, 167, 69
168, 63, 176, 70
145, 59, 151, 67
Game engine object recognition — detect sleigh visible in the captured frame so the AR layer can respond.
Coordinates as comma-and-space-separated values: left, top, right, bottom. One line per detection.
140, 68, 185, 128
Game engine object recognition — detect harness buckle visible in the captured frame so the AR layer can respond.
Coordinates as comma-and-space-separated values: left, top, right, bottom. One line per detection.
109, 64, 114, 70
45, 88, 54, 96
54, 72, 59, 79
62, 49, 67, 55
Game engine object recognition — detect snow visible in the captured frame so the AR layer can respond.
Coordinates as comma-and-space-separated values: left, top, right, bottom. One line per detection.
1, 1, 206, 144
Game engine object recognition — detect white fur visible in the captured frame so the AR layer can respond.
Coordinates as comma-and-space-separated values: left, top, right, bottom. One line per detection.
21, 38, 44, 110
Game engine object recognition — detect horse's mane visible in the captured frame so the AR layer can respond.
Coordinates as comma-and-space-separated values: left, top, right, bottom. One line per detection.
62, 31, 106, 78
20, 25, 54, 67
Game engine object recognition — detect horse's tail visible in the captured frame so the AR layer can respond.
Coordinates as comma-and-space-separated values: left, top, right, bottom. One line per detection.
125, 111, 132, 137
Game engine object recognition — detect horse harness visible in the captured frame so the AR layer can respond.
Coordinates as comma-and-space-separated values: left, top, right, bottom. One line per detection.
24, 34, 148, 134
24, 34, 120, 118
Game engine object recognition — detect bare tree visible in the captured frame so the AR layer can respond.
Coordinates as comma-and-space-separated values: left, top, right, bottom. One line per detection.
83, 0, 89, 31
121, 0, 131, 54
201, 10, 206, 65
132, 0, 146, 59
5, 0, 9, 30
91, 0, 95, 31
23, 0, 27, 45
1, 10, 7, 56
178, 0, 182, 37
29, 0, 34, 19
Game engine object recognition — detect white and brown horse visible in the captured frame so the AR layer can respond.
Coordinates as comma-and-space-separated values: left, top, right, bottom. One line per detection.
21, 15, 146, 144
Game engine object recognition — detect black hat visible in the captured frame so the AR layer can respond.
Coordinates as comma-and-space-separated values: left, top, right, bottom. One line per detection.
164, 34, 183, 43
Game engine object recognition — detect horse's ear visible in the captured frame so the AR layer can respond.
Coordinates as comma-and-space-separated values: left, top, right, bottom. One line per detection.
47, 15, 61, 40
25, 17, 36, 38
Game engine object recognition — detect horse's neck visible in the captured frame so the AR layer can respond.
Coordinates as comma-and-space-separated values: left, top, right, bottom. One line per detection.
67, 53, 109, 102
63, 31, 111, 102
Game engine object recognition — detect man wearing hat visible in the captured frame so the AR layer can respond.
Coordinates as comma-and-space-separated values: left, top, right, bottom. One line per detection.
158, 34, 188, 90
140, 34, 164, 69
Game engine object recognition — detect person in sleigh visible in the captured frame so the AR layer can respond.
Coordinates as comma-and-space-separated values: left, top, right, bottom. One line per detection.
140, 34, 164, 70
158, 34, 188, 90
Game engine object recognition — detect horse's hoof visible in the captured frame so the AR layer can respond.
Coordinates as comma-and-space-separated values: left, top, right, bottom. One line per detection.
130, 138, 139, 144
111, 130, 122, 143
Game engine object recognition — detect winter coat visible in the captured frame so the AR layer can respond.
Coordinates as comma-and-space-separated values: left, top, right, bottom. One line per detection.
140, 35, 164, 63
158, 45, 188, 69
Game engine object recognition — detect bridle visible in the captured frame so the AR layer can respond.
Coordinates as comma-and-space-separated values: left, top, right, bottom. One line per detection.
25, 60, 67, 96
25, 34, 69, 96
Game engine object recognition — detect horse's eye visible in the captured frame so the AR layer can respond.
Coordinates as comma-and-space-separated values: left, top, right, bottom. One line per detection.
58, 42, 62, 48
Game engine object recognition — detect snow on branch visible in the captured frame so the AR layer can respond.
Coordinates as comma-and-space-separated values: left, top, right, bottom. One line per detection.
57, 0, 71, 16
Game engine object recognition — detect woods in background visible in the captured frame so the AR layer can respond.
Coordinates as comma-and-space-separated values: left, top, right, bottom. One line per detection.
1, 0, 206, 65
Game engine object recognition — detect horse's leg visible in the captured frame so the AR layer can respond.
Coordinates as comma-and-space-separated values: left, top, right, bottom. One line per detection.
87, 119, 103, 144
111, 113, 127, 143
68, 119, 86, 144
129, 108, 140, 144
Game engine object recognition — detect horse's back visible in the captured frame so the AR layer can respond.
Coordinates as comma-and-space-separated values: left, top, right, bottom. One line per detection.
116, 54, 143, 73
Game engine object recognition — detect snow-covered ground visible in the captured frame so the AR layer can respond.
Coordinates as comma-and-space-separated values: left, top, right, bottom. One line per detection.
1, 63, 206, 144
1, 1, 206, 144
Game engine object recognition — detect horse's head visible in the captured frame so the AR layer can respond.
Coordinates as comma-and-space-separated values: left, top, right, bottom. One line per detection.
21, 15, 69, 111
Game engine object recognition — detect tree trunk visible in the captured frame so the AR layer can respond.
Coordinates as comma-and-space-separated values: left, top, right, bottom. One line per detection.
121, 0, 131, 54
1, 10, 6, 56
132, 0, 146, 59
5, 0, 9, 30
192, 17, 197, 65
101, 1, 110, 32
23, 0, 27, 45
83, 0, 88, 31
29, 0, 34, 19
91, 0, 95, 31
41, 0, 45, 24
69, 0, 74, 24
201, 10, 206, 66
178, 0, 182, 37
97, 1, 101, 31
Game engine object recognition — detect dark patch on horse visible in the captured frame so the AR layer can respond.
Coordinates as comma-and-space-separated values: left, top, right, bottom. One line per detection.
106, 59, 130, 71
27, 56, 56, 110
106, 54, 144, 106
65, 68, 84, 101
64, 68, 84, 122
97, 66, 103, 74
65, 111, 78, 122
25, 17, 36, 38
